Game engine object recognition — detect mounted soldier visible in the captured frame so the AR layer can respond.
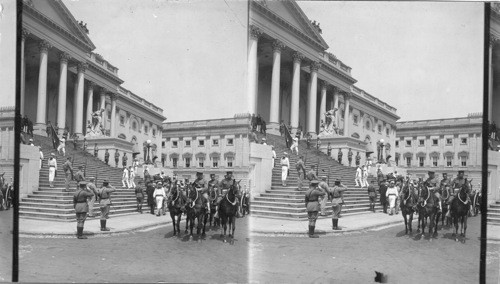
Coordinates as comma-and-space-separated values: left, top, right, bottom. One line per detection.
193, 172, 210, 212
423, 171, 442, 212
215, 171, 241, 218
440, 173, 451, 190
446, 170, 471, 217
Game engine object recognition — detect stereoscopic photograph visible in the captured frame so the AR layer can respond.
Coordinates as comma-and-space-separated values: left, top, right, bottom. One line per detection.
0, 0, 497, 283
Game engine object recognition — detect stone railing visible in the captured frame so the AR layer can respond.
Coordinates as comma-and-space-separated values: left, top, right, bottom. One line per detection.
320, 52, 352, 75
117, 86, 163, 115
88, 52, 119, 75
350, 86, 397, 114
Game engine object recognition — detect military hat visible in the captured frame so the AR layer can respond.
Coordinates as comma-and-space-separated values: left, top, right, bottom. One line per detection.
226, 171, 233, 175
428, 171, 435, 175
78, 181, 87, 187
89, 177, 95, 181
157, 181, 163, 185
310, 179, 320, 185
196, 171, 203, 175
321, 176, 327, 181
334, 179, 341, 186
210, 174, 215, 178
458, 170, 465, 174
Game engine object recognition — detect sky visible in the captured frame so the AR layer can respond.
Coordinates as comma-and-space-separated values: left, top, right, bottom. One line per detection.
0, 1, 485, 122
299, 1, 484, 121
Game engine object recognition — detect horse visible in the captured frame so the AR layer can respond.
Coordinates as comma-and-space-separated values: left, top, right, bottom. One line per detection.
450, 179, 471, 243
167, 182, 187, 236
440, 186, 452, 227
416, 183, 439, 239
219, 179, 240, 242
400, 181, 417, 235
207, 185, 220, 227
185, 183, 208, 238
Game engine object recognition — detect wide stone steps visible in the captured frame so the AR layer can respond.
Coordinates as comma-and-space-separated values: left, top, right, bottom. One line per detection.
488, 201, 500, 225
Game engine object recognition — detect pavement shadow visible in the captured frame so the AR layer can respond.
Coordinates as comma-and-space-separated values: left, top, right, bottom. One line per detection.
82, 231, 96, 237
209, 234, 238, 245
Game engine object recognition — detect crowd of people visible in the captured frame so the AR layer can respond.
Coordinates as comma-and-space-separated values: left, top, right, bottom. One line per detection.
0, 173, 14, 211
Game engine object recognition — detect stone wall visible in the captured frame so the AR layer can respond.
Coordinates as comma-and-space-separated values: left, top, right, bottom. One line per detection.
19, 144, 40, 198
249, 143, 273, 198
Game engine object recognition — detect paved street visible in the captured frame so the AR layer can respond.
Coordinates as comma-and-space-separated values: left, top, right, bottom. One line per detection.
250, 216, 490, 283
0, 209, 13, 283
19, 216, 249, 283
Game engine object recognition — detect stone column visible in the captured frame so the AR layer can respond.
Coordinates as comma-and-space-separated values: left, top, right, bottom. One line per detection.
343, 93, 351, 136
57, 52, 70, 135
20, 29, 30, 116
86, 82, 95, 132
110, 93, 118, 137
319, 81, 327, 128
290, 52, 303, 132
247, 25, 262, 115
73, 62, 87, 136
269, 39, 285, 133
306, 62, 319, 137
35, 40, 51, 133
99, 89, 107, 131
333, 88, 340, 127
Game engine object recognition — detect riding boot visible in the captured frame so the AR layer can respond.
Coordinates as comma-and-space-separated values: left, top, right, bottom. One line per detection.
333, 219, 341, 230
77, 227, 87, 239
309, 226, 319, 238
100, 220, 110, 231
332, 219, 335, 230
139, 204, 142, 214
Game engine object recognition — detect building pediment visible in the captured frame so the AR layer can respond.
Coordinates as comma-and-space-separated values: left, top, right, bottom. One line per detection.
24, 0, 95, 51
252, 0, 329, 51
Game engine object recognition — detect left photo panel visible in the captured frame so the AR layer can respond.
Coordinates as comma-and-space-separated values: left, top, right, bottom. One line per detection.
0, 0, 17, 282
17, 0, 251, 283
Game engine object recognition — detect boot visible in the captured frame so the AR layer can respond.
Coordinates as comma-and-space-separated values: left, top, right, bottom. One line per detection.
333, 219, 341, 230
139, 205, 142, 214
309, 225, 319, 238
77, 227, 87, 239
332, 219, 335, 230
100, 220, 110, 231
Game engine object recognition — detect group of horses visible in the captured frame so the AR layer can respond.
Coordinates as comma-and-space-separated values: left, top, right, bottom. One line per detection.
166, 179, 246, 242
398, 179, 481, 243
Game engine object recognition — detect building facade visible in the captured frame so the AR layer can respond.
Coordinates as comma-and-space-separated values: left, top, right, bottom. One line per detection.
162, 115, 251, 187
248, 0, 399, 166
396, 113, 482, 184
21, 0, 165, 167
489, 4, 500, 205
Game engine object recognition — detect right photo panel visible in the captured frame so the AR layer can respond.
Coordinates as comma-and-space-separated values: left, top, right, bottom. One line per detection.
247, 1, 487, 283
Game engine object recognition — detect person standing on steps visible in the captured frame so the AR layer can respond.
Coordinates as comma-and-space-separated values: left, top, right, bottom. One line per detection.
93, 143, 99, 157
295, 156, 306, 191
271, 146, 276, 168
318, 176, 330, 216
83, 138, 88, 154
361, 165, 369, 188
74, 166, 85, 191
305, 179, 325, 238
367, 180, 377, 212
57, 136, 66, 156
73, 135, 78, 150
316, 136, 321, 150
86, 177, 98, 218
280, 153, 290, 187
355, 166, 362, 187
63, 157, 74, 192
347, 148, 353, 167
73, 181, 94, 239
146, 180, 155, 215
337, 148, 343, 165
306, 165, 318, 183
306, 134, 311, 150
122, 166, 130, 188
290, 137, 299, 155
355, 151, 361, 167
39, 147, 44, 170
329, 179, 348, 230
97, 180, 116, 231
128, 166, 136, 188
122, 152, 128, 167
327, 142, 332, 157
379, 179, 388, 214
48, 153, 57, 188
114, 149, 120, 167
135, 180, 144, 213
104, 149, 110, 165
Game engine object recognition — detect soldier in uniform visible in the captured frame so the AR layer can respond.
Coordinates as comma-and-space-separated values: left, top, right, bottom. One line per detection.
379, 179, 388, 213
337, 148, 343, 164
329, 179, 348, 230
215, 171, 241, 218
193, 172, 210, 212
122, 152, 128, 167
355, 152, 361, 166
63, 157, 74, 192
305, 179, 325, 238
104, 149, 110, 165
208, 174, 219, 212
423, 171, 442, 212
135, 180, 144, 214
440, 173, 451, 190
318, 176, 330, 216
146, 180, 156, 215
295, 156, 306, 191
347, 148, 353, 166
86, 177, 98, 218
74, 166, 85, 191
306, 165, 318, 182
446, 170, 470, 217
94, 143, 99, 157
73, 135, 78, 150
327, 143, 332, 157
73, 181, 94, 239
114, 149, 120, 167
367, 180, 377, 212
97, 180, 116, 231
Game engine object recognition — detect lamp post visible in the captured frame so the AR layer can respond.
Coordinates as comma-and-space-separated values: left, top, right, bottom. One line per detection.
378, 139, 385, 164
146, 139, 152, 164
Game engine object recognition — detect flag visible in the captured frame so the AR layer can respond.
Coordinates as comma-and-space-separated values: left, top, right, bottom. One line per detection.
283, 124, 293, 148
50, 124, 60, 150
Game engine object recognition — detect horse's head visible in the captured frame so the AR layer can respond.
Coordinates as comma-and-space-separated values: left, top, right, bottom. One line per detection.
461, 178, 472, 196
229, 179, 241, 196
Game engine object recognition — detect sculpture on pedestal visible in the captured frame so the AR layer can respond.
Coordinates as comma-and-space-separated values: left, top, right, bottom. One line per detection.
85, 109, 105, 137
318, 108, 338, 136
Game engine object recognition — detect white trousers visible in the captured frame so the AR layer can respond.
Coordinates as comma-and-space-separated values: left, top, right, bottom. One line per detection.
122, 177, 130, 188
355, 177, 362, 186
48, 167, 56, 182
281, 166, 288, 181
388, 195, 397, 212
155, 196, 164, 215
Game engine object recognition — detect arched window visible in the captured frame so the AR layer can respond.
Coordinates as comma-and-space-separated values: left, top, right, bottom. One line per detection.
132, 121, 137, 131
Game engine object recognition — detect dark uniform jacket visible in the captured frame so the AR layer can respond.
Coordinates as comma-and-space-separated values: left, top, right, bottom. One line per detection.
135, 185, 144, 198
63, 161, 73, 174
367, 185, 377, 197
73, 189, 94, 213
114, 152, 120, 162
194, 178, 207, 193
306, 170, 317, 181
98, 186, 116, 206
305, 187, 325, 212
379, 184, 388, 203
219, 178, 234, 195
295, 160, 306, 174
104, 151, 110, 161
74, 170, 85, 182
451, 178, 466, 195
146, 183, 155, 205
329, 185, 347, 205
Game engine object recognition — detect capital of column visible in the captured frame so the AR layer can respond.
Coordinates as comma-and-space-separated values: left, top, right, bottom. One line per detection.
21, 28, 30, 41
38, 40, 52, 53
490, 33, 498, 46
310, 61, 321, 72
59, 52, 71, 63
110, 93, 119, 101
77, 62, 88, 73
343, 92, 351, 100
292, 51, 304, 63
319, 80, 328, 90
272, 39, 286, 53
249, 25, 263, 40
88, 81, 96, 90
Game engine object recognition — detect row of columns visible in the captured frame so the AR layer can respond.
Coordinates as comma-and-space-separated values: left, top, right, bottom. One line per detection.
21, 29, 118, 137
247, 25, 351, 136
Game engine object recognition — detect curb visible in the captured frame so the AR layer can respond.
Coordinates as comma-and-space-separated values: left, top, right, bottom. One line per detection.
19, 219, 173, 238
250, 219, 405, 237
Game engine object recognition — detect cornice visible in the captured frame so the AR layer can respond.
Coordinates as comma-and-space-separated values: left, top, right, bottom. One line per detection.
349, 95, 400, 122
318, 58, 357, 85
115, 94, 166, 123
251, 1, 326, 52
23, 2, 95, 52
86, 61, 124, 85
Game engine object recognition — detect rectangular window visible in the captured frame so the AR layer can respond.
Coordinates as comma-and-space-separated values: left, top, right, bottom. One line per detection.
172, 141, 178, 148
185, 140, 191, 147
227, 138, 234, 146
446, 156, 452, 167
152, 129, 156, 137
212, 157, 219, 168
432, 139, 438, 146
460, 156, 467, 167
172, 158, 178, 168
406, 157, 411, 167
198, 158, 204, 168
199, 140, 205, 147
406, 140, 411, 147
161, 141, 165, 148
461, 138, 467, 145
378, 125, 382, 133
432, 156, 438, 167
213, 139, 219, 146
446, 138, 452, 145
386, 128, 390, 136
119, 115, 125, 125
227, 157, 234, 168
395, 141, 399, 147
419, 139, 424, 146
107, 111, 111, 120
418, 157, 424, 167
144, 126, 149, 134
353, 115, 358, 124
185, 158, 191, 168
